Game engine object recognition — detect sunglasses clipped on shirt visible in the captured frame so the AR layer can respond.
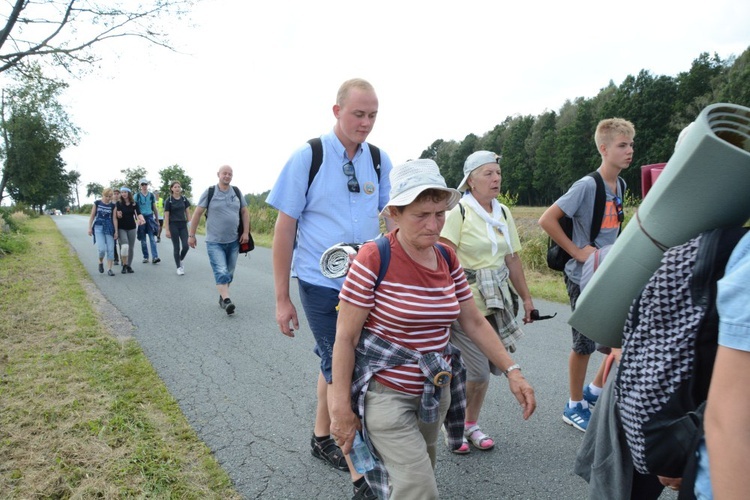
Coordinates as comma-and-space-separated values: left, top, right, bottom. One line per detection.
613, 196, 624, 222
343, 161, 360, 193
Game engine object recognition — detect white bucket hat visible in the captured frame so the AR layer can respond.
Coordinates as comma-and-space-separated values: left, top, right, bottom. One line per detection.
381, 159, 461, 216
457, 150, 501, 192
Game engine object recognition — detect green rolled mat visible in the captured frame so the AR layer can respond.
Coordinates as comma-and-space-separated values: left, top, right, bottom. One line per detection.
569, 102, 750, 348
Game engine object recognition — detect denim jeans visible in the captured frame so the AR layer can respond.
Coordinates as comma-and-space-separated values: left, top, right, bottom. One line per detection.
140, 214, 159, 259
94, 225, 115, 261
206, 241, 239, 285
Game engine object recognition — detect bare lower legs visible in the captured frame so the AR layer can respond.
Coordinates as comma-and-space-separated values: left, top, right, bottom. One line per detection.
464, 380, 489, 423
216, 283, 230, 300
569, 351, 591, 402
569, 352, 607, 401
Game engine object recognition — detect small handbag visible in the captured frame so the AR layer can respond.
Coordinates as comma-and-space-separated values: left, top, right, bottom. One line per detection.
239, 232, 255, 254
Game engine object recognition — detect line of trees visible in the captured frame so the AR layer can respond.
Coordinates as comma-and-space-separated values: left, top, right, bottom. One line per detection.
421, 49, 750, 205
0, 0, 198, 212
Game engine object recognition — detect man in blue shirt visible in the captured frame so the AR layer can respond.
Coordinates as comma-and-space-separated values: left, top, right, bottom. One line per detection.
694, 231, 750, 499
266, 78, 392, 499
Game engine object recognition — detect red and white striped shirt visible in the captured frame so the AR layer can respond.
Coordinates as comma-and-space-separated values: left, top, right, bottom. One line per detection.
339, 231, 473, 395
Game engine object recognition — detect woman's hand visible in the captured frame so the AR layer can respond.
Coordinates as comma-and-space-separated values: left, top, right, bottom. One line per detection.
507, 371, 537, 420
87, 228, 92, 236
330, 408, 361, 455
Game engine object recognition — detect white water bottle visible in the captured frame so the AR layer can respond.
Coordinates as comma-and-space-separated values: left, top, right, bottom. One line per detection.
350, 431, 375, 473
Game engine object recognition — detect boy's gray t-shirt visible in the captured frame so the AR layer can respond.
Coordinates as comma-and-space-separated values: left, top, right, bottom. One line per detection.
196, 185, 247, 244
556, 174, 625, 284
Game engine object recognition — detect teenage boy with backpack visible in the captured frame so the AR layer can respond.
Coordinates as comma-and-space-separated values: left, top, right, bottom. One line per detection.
539, 117, 635, 432
135, 178, 160, 264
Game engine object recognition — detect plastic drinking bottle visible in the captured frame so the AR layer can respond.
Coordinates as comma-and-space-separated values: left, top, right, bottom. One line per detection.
350, 431, 375, 473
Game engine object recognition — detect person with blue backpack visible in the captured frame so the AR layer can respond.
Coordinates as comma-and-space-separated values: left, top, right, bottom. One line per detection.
135, 178, 160, 264
329, 159, 536, 499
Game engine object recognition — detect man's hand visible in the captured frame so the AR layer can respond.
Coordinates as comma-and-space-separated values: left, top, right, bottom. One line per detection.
276, 297, 299, 337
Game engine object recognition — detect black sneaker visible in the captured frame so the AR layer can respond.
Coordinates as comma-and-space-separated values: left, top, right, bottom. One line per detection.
219, 295, 226, 309
310, 434, 348, 471
121, 266, 127, 274
224, 298, 235, 315
114, 259, 119, 266
98, 263, 104, 273
107, 269, 115, 276
126, 266, 134, 274
152, 258, 161, 264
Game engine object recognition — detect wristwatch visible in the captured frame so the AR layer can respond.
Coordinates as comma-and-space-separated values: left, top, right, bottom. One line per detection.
503, 364, 521, 377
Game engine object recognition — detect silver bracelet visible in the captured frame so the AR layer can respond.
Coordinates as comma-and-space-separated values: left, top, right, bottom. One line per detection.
503, 364, 521, 377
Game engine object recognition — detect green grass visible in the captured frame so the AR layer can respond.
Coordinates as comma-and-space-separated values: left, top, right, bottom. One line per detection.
0, 216, 241, 499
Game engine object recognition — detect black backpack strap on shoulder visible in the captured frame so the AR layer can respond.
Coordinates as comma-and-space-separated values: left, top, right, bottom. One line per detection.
367, 143, 381, 183
205, 186, 215, 218
588, 171, 606, 244
374, 237, 391, 290
306, 138, 324, 196
306, 139, 380, 195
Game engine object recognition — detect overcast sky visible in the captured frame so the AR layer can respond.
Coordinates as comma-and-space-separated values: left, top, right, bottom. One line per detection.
55, 0, 749, 201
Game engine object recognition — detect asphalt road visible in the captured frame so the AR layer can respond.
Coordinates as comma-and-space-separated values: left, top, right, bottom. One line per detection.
53, 215, 675, 500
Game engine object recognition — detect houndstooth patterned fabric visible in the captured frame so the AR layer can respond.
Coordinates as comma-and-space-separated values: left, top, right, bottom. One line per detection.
616, 235, 704, 475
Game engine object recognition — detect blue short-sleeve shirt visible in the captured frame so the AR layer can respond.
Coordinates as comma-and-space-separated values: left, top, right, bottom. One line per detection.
266, 130, 392, 290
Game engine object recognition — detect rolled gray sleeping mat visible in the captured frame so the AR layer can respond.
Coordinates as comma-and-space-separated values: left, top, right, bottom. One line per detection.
569, 102, 750, 348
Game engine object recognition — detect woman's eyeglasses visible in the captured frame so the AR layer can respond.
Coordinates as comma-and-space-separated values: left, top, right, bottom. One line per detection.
343, 161, 360, 193
613, 196, 624, 222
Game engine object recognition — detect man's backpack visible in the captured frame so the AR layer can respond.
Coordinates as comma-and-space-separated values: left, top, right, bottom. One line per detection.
205, 185, 254, 253
306, 138, 381, 195
615, 225, 748, 479
546, 172, 624, 272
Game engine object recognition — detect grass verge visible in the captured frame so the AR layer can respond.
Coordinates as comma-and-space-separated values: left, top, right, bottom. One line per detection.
0, 216, 241, 499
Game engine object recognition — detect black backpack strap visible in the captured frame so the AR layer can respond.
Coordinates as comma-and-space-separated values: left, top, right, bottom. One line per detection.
588, 171, 606, 244
306, 138, 381, 195
374, 237, 391, 289
306, 138, 324, 196
367, 143, 381, 183
205, 186, 215, 218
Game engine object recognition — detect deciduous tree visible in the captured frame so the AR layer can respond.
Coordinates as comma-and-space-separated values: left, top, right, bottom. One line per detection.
0, 0, 196, 76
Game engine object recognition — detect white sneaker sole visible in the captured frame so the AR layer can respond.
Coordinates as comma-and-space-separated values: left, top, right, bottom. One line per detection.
562, 415, 587, 432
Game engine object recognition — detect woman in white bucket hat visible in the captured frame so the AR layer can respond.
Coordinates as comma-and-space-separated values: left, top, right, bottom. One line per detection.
330, 159, 536, 499
440, 150, 537, 454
